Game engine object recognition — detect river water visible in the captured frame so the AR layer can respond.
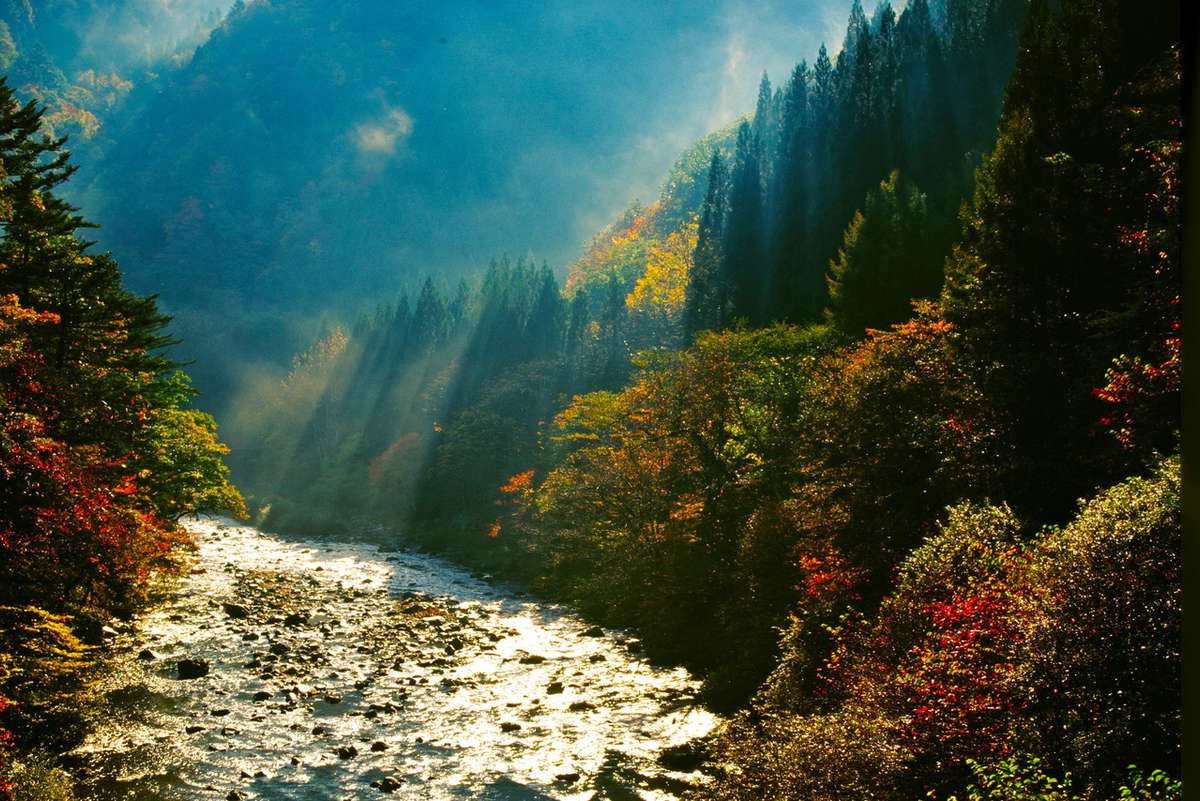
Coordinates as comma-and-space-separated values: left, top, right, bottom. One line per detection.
73, 518, 718, 800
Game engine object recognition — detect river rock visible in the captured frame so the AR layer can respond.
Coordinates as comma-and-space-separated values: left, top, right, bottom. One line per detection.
137, 648, 158, 661
379, 776, 404, 793
582, 625, 605, 637
176, 658, 210, 679
252, 690, 272, 702
546, 681, 564, 694
336, 745, 358, 759
500, 722, 521, 732
283, 612, 308, 627
222, 603, 249, 619
518, 655, 546, 665
658, 739, 710, 772
370, 740, 387, 751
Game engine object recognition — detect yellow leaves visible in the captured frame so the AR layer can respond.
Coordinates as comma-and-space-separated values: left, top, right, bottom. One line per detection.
625, 215, 698, 319
564, 201, 663, 295
669, 497, 704, 522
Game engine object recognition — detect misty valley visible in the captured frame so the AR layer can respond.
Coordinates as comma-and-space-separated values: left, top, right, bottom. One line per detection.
0, 1, 1183, 801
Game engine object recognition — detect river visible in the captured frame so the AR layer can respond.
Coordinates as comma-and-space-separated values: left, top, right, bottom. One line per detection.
72, 518, 719, 800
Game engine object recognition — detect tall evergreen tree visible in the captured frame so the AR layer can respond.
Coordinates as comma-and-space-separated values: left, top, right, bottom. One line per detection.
721, 121, 766, 325
825, 170, 942, 335
684, 152, 727, 336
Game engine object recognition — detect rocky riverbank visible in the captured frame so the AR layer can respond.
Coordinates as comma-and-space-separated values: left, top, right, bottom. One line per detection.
71, 518, 718, 800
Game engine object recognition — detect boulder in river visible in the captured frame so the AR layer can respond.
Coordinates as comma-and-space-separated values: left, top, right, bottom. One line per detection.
336, 745, 358, 759
546, 681, 564, 694
372, 776, 404, 793
137, 649, 158, 661
175, 658, 210, 679
582, 625, 605, 637
518, 655, 546, 665
222, 603, 249, 619
283, 612, 308, 627
658, 739, 710, 772
500, 722, 522, 732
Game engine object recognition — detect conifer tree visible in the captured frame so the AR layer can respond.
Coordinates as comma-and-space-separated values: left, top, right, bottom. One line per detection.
684, 152, 727, 336
825, 170, 941, 335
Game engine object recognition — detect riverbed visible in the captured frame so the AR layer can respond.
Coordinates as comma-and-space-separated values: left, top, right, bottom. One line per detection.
72, 518, 718, 800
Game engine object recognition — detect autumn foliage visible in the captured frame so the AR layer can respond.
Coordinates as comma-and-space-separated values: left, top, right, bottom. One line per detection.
0, 78, 243, 784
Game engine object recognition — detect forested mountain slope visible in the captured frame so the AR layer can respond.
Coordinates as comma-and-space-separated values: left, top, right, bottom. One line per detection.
45, 0, 839, 409
231, 0, 1033, 695
232, 1, 1182, 796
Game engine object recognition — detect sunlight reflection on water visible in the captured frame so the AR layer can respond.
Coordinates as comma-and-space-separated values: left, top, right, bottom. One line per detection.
76, 518, 719, 800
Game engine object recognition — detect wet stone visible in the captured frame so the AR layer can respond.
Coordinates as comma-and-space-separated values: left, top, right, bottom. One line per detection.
77, 519, 720, 801
222, 603, 249, 619
176, 658, 210, 679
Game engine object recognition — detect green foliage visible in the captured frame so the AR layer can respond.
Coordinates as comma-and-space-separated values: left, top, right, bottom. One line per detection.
1014, 458, 1181, 790
136, 401, 248, 522
883, 501, 1021, 653
951, 755, 1074, 801
0, 751, 76, 801
949, 758, 1181, 801
705, 705, 913, 801
826, 170, 948, 335
1117, 767, 1182, 801
0, 607, 89, 713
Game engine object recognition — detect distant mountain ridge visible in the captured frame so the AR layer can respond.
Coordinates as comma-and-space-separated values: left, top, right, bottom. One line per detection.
21, 0, 834, 406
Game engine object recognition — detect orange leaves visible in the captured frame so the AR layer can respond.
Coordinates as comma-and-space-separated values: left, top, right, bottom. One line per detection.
500, 469, 535, 495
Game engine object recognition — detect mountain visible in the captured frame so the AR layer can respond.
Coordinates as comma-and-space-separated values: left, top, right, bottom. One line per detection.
34, 0, 848, 409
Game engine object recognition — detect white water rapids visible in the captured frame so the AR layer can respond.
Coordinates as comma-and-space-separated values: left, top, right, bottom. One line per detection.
73, 518, 719, 800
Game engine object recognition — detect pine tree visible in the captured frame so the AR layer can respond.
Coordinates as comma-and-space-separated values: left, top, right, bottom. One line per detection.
684, 152, 727, 336
825, 170, 941, 335
524, 262, 564, 356
721, 121, 765, 325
